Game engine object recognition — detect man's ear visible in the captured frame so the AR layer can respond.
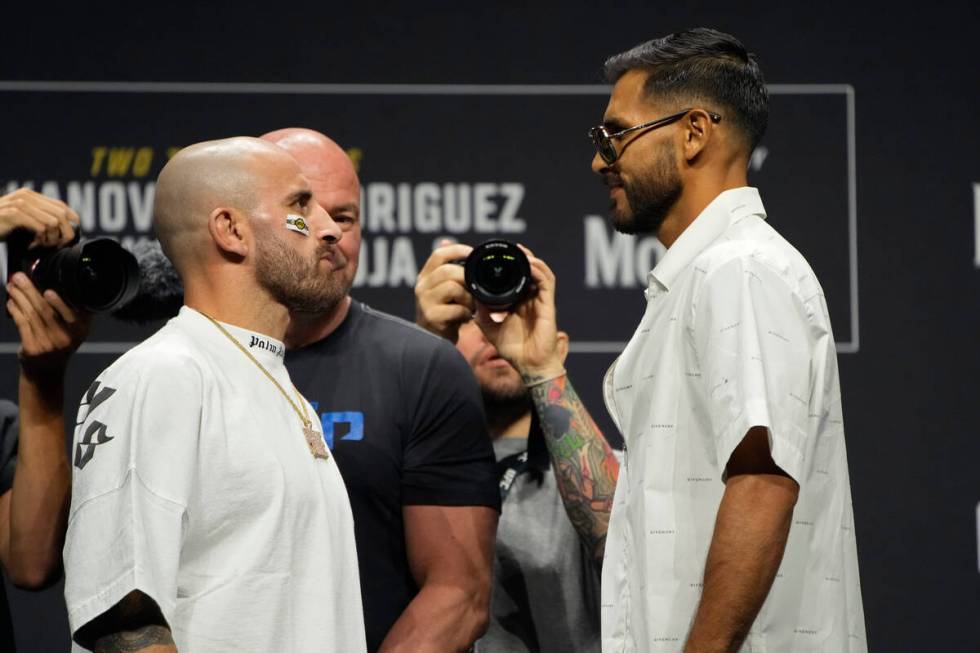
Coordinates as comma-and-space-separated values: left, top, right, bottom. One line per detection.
557, 330, 570, 365
680, 109, 716, 162
207, 207, 249, 258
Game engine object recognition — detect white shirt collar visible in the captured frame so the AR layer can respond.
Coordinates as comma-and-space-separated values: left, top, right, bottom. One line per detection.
179, 306, 287, 367
648, 186, 767, 293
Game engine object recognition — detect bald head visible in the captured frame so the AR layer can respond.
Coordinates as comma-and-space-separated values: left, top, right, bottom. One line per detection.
153, 136, 299, 272
261, 128, 359, 192
259, 127, 362, 296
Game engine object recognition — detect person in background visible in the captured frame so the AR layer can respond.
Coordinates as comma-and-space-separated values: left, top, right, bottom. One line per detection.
263, 127, 500, 653
416, 240, 619, 652
0, 188, 90, 652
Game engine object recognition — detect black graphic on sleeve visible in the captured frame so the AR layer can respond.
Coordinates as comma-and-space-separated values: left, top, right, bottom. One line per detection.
74, 380, 118, 470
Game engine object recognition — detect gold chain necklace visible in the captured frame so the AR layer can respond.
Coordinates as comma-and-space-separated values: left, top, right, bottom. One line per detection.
200, 312, 329, 460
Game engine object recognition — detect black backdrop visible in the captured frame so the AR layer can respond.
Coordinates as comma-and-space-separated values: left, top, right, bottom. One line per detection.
1, 2, 978, 650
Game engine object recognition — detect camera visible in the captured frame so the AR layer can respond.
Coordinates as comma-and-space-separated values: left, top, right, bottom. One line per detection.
5, 228, 140, 313
462, 239, 531, 310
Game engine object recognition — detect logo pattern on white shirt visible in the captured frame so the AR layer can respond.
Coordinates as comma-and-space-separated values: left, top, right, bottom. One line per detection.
600, 188, 867, 652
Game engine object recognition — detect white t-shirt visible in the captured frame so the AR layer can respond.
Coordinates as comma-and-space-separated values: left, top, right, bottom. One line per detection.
601, 188, 866, 652
64, 307, 366, 652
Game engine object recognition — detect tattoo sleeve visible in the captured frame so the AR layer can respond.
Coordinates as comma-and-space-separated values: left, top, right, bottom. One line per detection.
525, 373, 620, 563
95, 625, 176, 652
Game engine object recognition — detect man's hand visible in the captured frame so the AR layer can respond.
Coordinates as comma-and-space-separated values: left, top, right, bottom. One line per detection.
414, 241, 477, 342
0, 187, 79, 249
473, 245, 563, 380
6, 272, 91, 382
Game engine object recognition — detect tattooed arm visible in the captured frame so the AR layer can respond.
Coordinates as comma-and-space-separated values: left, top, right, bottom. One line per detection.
524, 372, 619, 562
75, 590, 177, 652
475, 246, 620, 562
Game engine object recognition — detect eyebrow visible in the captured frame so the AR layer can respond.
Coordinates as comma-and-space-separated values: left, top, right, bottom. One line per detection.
331, 202, 360, 217
603, 117, 628, 132
285, 189, 313, 206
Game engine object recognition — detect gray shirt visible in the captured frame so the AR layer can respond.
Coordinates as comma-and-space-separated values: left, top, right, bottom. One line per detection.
476, 434, 601, 652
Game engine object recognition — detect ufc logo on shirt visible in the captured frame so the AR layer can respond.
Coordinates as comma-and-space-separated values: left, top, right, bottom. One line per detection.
309, 404, 365, 450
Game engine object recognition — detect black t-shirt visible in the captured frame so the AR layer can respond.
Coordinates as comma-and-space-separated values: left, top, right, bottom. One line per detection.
286, 301, 500, 652
0, 400, 19, 652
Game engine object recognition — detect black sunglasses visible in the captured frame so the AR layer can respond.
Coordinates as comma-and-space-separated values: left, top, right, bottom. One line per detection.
589, 108, 722, 164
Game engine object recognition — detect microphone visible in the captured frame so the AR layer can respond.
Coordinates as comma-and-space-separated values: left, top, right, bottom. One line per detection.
110, 240, 184, 324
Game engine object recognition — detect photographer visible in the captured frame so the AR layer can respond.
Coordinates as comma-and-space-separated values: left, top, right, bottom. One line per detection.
0, 188, 91, 651
415, 240, 620, 653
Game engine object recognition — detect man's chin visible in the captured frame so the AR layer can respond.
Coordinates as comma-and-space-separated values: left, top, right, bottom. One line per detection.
481, 383, 531, 416
289, 286, 348, 317
478, 374, 526, 401
610, 204, 670, 237
609, 210, 639, 235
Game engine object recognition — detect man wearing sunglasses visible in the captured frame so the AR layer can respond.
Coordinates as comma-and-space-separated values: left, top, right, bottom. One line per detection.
590, 28, 867, 652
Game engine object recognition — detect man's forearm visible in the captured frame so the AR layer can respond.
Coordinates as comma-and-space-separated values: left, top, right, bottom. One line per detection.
525, 374, 619, 562
7, 369, 70, 588
378, 583, 488, 653
684, 474, 797, 653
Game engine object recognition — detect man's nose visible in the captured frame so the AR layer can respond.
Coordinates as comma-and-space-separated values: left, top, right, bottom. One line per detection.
312, 203, 343, 244
479, 330, 496, 353
591, 150, 610, 176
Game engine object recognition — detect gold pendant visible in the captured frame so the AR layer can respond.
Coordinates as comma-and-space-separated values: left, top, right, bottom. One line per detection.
304, 424, 330, 460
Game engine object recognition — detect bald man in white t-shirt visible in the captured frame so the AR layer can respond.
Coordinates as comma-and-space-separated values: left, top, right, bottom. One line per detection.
63, 137, 367, 652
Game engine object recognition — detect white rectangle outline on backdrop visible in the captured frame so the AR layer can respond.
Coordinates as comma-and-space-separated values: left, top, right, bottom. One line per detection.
0, 82, 858, 354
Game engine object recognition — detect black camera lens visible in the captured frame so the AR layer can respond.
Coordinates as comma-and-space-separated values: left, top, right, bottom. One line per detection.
464, 239, 531, 310
15, 235, 140, 313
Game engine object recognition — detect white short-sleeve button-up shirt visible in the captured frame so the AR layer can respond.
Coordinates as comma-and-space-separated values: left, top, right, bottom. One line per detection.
601, 187, 867, 652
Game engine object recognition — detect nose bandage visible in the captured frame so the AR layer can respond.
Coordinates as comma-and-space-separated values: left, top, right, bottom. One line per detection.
285, 214, 311, 236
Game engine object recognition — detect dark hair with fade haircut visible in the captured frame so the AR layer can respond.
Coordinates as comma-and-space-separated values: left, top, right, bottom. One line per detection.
604, 27, 769, 154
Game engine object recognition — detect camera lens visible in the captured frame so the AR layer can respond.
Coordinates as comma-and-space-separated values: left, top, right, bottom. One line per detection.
464, 239, 531, 310
79, 249, 129, 309
30, 238, 140, 312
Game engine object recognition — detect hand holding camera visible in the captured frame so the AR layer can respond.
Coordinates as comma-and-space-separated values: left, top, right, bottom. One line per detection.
2, 188, 139, 313
415, 239, 564, 380
415, 241, 477, 342
1, 189, 92, 379
0, 187, 79, 249
6, 271, 90, 381
471, 243, 564, 381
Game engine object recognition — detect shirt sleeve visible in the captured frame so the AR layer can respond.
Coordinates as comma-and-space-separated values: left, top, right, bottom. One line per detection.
692, 254, 817, 484
401, 340, 500, 510
63, 352, 204, 642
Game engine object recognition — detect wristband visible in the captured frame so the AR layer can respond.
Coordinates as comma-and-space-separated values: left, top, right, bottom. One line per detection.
523, 369, 567, 388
